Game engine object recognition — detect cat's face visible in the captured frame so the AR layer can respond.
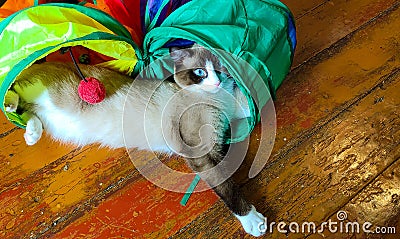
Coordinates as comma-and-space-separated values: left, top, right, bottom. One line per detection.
170, 46, 231, 93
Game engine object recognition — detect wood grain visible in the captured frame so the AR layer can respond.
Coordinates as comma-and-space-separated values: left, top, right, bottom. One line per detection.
286, 0, 399, 67
172, 4, 400, 238
0, 114, 15, 134
0, 0, 399, 238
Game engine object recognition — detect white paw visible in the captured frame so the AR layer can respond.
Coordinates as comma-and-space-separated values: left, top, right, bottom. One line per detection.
24, 117, 43, 145
5, 104, 17, 113
235, 205, 266, 237
5, 90, 19, 112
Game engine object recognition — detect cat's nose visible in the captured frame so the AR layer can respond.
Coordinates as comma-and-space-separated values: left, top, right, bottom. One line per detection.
202, 78, 220, 87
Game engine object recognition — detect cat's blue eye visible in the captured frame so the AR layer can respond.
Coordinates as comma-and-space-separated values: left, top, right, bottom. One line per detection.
193, 68, 207, 78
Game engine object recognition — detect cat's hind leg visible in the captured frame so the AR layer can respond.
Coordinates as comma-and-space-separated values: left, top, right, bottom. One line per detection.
22, 113, 43, 145
5, 91, 43, 145
176, 117, 265, 236
234, 205, 266, 236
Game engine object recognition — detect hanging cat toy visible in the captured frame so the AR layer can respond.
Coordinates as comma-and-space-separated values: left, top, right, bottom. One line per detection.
0, 0, 296, 142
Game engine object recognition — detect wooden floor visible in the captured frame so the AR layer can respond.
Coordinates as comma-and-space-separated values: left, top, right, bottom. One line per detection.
1, 0, 399, 238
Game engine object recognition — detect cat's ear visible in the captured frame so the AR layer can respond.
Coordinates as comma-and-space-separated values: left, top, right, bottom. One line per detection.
170, 47, 191, 64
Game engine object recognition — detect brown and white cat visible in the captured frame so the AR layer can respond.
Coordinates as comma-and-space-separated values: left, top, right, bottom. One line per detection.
4, 46, 265, 236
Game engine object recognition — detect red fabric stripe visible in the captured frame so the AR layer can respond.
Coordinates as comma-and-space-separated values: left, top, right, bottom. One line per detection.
105, 0, 144, 46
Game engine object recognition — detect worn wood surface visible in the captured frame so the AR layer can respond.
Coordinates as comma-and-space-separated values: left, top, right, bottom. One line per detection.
172, 1, 400, 238
0, 0, 399, 238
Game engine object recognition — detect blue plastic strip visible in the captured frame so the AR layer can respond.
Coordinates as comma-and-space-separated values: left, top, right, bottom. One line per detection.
145, 0, 171, 32
171, 0, 192, 12
180, 174, 201, 206
78, 0, 88, 5
148, 0, 163, 20
287, 13, 297, 51
163, 39, 195, 48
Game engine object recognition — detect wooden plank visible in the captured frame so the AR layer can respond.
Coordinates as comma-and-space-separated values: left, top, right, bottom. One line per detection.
53, 173, 218, 238
47, 152, 219, 238
0, 144, 217, 238
274, 0, 399, 150
172, 4, 400, 238
322, 159, 400, 238
387, 218, 400, 239
236, 0, 400, 182
264, 72, 399, 239
173, 59, 400, 239
280, 0, 326, 18
0, 147, 134, 238
286, 0, 399, 67
175, 70, 400, 238
0, 131, 78, 188
0, 114, 15, 136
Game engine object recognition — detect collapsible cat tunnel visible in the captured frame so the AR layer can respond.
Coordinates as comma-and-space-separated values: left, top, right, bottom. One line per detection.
0, 0, 296, 143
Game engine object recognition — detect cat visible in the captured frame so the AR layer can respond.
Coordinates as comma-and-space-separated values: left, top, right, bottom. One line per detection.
4, 46, 266, 237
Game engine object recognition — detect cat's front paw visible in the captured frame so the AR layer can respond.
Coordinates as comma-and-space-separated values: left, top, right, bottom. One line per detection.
4, 90, 19, 112
24, 116, 43, 145
235, 205, 266, 237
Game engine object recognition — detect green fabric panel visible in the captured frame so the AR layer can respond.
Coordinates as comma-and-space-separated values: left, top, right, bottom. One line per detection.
1, 32, 138, 127
42, 3, 132, 38
0, 4, 138, 121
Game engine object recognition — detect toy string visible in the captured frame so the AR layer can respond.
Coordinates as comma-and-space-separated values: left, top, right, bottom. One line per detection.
68, 47, 88, 82
180, 174, 201, 206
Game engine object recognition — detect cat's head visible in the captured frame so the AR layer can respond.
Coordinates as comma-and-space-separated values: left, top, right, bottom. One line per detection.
170, 45, 232, 93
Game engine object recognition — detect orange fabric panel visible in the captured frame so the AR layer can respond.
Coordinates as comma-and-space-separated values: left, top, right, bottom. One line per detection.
0, 0, 33, 16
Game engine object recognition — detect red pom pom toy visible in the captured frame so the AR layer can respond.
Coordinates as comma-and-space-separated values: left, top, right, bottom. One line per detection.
78, 77, 106, 104
67, 47, 106, 104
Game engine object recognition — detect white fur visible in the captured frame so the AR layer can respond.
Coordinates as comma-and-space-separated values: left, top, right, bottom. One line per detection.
198, 60, 221, 93
235, 205, 266, 237
24, 115, 43, 145
122, 91, 173, 152
4, 90, 19, 112
17, 80, 175, 152
203, 60, 220, 85
233, 86, 251, 119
